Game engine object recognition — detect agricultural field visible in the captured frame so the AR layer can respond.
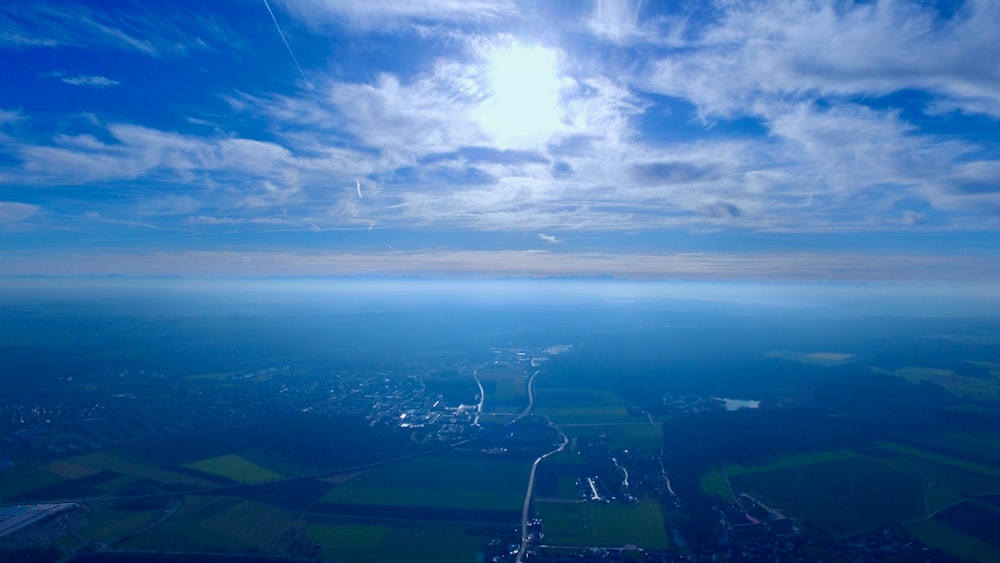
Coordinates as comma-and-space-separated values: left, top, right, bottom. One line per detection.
77, 506, 162, 543
67, 450, 219, 488
0, 463, 67, 501
698, 464, 733, 501
559, 422, 662, 451
480, 363, 529, 411
118, 496, 298, 552
878, 442, 1000, 480
871, 366, 1000, 402
729, 456, 927, 537
47, 460, 103, 480
183, 453, 284, 484
535, 388, 639, 425
313, 454, 529, 523
726, 449, 860, 477
896, 430, 1000, 467
907, 458, 1000, 513
907, 518, 1000, 563
764, 351, 855, 366
224, 477, 333, 511
533, 460, 588, 499
534, 499, 669, 549
308, 519, 488, 563
933, 500, 1000, 548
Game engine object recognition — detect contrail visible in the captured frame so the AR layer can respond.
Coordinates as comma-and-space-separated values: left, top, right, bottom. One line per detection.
262, 0, 318, 104
355, 178, 363, 199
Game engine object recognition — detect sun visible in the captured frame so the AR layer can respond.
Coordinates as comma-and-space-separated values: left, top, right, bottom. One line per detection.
477, 43, 565, 146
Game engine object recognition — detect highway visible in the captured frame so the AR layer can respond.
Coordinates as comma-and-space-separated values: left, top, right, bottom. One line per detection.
514, 364, 568, 563
473, 368, 485, 426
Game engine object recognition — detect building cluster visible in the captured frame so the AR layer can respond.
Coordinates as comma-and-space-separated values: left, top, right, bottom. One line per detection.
0, 346, 547, 464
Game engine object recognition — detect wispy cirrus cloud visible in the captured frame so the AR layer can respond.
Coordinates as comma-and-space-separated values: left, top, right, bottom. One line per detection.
60, 74, 119, 88
0, 1, 240, 58
644, 0, 1000, 119
0, 201, 39, 224
40, 71, 119, 88
0, 108, 23, 125
274, 0, 520, 31
1, 0, 999, 284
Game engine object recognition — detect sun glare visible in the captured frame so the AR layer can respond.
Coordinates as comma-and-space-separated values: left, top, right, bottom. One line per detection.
478, 43, 565, 146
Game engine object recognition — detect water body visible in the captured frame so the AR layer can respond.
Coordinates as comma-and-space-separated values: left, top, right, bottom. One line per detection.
716, 398, 760, 411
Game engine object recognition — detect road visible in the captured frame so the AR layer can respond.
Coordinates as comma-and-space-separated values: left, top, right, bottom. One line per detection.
516, 426, 568, 563
513, 364, 567, 563
4, 363, 549, 512
473, 369, 485, 426
512, 369, 540, 424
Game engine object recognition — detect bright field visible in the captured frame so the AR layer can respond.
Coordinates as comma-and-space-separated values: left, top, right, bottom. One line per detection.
184, 453, 284, 483
535, 500, 669, 549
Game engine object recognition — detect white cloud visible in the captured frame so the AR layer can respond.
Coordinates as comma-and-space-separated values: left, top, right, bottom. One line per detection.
274, 0, 519, 30
538, 233, 560, 244
59, 74, 119, 88
588, 0, 645, 43
0, 201, 39, 224
646, 0, 1000, 118
0, 108, 22, 125
0, 2, 241, 58
3, 249, 999, 282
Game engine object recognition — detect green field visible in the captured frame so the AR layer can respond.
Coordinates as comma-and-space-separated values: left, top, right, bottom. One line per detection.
872, 366, 955, 383
872, 367, 1000, 402
119, 496, 297, 552
197, 499, 298, 545
730, 457, 927, 537
560, 423, 662, 451
120, 515, 247, 552
481, 363, 529, 408
908, 517, 1000, 563
47, 460, 103, 480
184, 453, 284, 483
727, 449, 859, 476
328, 455, 528, 492
0, 464, 66, 501
321, 486, 520, 510
699, 464, 733, 501
535, 500, 669, 549
78, 507, 162, 542
538, 406, 635, 425
318, 454, 529, 514
308, 520, 486, 563
897, 431, 1000, 467
903, 458, 1000, 513
879, 442, 1000, 480
68, 450, 218, 488
765, 351, 855, 366
310, 524, 388, 550
534, 388, 642, 425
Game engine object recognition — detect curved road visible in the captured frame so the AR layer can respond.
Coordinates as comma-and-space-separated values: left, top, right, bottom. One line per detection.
514, 366, 567, 563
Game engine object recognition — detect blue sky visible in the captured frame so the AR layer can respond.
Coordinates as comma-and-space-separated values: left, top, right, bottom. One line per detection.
1, 0, 998, 281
